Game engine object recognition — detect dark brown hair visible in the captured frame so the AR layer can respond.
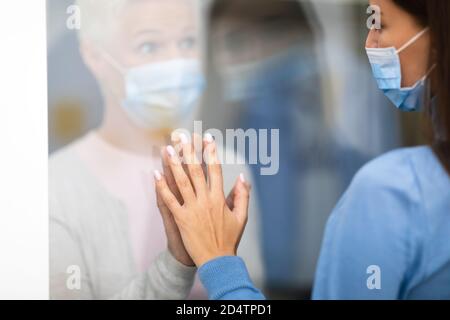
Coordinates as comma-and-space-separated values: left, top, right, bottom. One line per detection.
209, 0, 318, 39
393, 0, 450, 173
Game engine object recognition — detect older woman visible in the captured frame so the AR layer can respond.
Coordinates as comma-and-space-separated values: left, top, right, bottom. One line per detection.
49, 0, 263, 299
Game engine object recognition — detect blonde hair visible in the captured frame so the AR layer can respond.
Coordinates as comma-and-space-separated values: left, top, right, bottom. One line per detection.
75, 0, 200, 44
75, 0, 129, 43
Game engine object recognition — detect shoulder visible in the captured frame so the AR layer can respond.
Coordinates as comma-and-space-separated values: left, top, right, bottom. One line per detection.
49, 139, 89, 195
348, 147, 429, 205
49, 133, 98, 181
355, 147, 424, 183
49, 144, 78, 175
49, 136, 98, 221
49, 136, 89, 174
329, 147, 433, 229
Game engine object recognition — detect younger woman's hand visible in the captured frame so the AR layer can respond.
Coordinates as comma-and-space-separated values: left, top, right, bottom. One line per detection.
154, 134, 251, 267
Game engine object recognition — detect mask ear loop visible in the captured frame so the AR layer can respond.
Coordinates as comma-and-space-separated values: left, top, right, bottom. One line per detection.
425, 64, 437, 80
99, 50, 127, 75
397, 27, 430, 54
97, 50, 128, 104
418, 63, 437, 86
399, 27, 436, 88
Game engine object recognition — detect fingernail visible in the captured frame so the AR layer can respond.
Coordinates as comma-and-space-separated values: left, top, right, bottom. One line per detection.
204, 133, 214, 143
179, 133, 188, 145
239, 173, 246, 183
167, 145, 176, 157
154, 170, 162, 181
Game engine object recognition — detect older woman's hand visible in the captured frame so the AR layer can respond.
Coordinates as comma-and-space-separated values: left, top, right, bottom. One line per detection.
154, 134, 251, 267
155, 145, 195, 267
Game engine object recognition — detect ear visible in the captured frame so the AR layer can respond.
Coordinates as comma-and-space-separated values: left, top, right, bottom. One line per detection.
79, 40, 107, 80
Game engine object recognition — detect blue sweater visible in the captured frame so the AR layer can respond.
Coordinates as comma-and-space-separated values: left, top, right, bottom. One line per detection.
198, 147, 450, 300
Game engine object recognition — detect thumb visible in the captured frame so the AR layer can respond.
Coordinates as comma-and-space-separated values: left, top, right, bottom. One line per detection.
232, 173, 251, 222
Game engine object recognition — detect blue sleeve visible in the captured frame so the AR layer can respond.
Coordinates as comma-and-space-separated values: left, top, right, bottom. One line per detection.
312, 154, 423, 300
198, 256, 266, 300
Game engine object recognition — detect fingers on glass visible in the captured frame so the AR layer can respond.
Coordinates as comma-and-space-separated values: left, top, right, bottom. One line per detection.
154, 170, 182, 215
203, 134, 224, 196
179, 133, 207, 198
166, 144, 196, 202
233, 173, 250, 220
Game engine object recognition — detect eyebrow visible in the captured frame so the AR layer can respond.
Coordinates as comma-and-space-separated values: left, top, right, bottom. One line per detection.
133, 29, 160, 37
133, 26, 195, 37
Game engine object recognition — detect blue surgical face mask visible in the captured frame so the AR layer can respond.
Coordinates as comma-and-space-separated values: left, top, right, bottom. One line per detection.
366, 28, 434, 112
102, 52, 205, 130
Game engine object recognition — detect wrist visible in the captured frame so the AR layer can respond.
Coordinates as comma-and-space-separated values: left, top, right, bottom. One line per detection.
168, 246, 195, 267
195, 251, 236, 268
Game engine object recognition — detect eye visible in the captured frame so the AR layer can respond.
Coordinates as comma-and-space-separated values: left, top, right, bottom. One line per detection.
179, 36, 197, 51
138, 42, 160, 55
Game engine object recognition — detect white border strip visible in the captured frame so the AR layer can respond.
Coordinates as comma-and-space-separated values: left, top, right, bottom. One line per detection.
0, 0, 49, 299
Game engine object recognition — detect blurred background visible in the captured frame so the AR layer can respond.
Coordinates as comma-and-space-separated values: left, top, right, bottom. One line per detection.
47, 0, 426, 299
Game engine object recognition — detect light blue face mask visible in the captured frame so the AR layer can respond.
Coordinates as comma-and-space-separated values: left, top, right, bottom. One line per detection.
366, 28, 434, 112
102, 52, 205, 130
